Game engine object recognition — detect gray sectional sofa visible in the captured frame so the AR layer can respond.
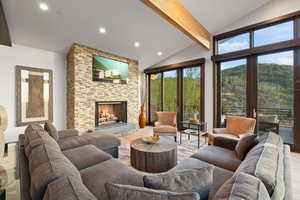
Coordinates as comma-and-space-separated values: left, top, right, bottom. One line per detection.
18, 123, 292, 200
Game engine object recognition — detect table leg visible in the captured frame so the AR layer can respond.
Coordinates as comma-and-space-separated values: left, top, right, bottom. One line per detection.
180, 131, 182, 144
198, 134, 200, 148
188, 133, 190, 140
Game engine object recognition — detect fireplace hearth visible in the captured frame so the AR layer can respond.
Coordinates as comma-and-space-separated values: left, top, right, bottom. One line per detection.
95, 101, 127, 127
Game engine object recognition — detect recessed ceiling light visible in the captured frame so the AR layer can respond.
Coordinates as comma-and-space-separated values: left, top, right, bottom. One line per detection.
134, 42, 140, 48
157, 51, 162, 56
99, 27, 106, 34
39, 2, 49, 11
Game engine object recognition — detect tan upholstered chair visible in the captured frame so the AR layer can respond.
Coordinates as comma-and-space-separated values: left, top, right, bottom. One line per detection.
153, 112, 177, 142
208, 116, 256, 145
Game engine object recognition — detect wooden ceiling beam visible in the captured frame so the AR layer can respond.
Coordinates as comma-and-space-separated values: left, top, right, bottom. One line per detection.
140, 0, 211, 49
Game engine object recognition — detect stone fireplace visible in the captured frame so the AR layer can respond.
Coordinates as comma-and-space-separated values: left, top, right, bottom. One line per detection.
67, 44, 140, 132
95, 101, 127, 127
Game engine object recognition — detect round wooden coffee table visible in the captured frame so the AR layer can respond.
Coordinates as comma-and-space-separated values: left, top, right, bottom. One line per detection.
130, 138, 177, 173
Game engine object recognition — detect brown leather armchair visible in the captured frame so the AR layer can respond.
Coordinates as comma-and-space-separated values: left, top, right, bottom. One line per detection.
208, 116, 256, 145
153, 112, 177, 142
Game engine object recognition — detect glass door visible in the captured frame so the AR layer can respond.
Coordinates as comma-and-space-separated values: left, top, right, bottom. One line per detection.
256, 51, 294, 142
220, 59, 247, 126
163, 70, 177, 112
149, 73, 162, 122
183, 67, 202, 121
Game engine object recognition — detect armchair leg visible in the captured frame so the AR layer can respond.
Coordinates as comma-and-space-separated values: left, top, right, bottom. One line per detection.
174, 136, 177, 143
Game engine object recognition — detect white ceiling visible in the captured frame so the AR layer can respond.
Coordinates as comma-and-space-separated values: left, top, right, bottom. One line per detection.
3, 0, 271, 70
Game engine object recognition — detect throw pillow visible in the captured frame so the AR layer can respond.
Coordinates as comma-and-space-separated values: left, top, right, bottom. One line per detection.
235, 133, 257, 160
105, 183, 200, 200
143, 167, 213, 200
213, 172, 270, 200
44, 122, 59, 141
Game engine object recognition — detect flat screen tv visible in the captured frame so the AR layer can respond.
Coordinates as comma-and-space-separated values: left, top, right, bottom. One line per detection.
92, 55, 129, 84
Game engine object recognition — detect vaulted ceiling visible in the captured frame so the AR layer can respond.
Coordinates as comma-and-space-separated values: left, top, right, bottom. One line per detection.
2, 0, 271, 70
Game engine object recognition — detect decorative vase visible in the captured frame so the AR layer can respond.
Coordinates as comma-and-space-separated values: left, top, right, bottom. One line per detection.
139, 105, 147, 128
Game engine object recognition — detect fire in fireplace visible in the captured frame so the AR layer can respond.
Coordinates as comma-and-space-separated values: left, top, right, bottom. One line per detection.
95, 101, 127, 127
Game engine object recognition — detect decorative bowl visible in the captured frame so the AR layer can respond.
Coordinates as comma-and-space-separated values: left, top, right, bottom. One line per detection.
142, 136, 160, 144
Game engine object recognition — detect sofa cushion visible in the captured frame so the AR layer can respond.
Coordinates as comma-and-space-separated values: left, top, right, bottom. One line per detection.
29, 143, 62, 174
237, 142, 284, 198
80, 159, 144, 200
226, 116, 255, 136
58, 132, 120, 151
144, 167, 213, 200
44, 122, 59, 141
63, 145, 112, 170
43, 176, 97, 200
105, 183, 200, 200
24, 123, 44, 142
213, 172, 270, 200
25, 130, 59, 158
30, 152, 81, 200
169, 158, 234, 199
235, 133, 256, 160
191, 146, 241, 171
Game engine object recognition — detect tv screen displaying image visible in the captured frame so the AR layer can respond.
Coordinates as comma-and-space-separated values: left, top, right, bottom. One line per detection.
93, 55, 129, 84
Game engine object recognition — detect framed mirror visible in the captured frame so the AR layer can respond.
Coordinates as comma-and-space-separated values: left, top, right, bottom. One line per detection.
16, 66, 53, 127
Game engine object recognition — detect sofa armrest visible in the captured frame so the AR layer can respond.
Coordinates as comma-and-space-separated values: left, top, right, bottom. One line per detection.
213, 128, 228, 134
213, 136, 239, 151
58, 129, 79, 139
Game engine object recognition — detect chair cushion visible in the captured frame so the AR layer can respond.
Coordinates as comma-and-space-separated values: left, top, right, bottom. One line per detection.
44, 122, 59, 141
105, 183, 200, 200
58, 132, 120, 151
213, 172, 270, 200
191, 146, 241, 171
43, 176, 97, 200
153, 125, 177, 133
226, 116, 255, 136
80, 159, 144, 200
170, 158, 234, 199
156, 112, 176, 125
144, 167, 213, 200
235, 133, 257, 160
63, 145, 112, 170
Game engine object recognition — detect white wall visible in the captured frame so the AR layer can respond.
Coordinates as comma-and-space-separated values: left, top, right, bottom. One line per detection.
151, 0, 300, 132
0, 44, 66, 142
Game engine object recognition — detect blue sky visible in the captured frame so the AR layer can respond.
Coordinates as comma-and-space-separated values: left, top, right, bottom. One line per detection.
220, 21, 294, 70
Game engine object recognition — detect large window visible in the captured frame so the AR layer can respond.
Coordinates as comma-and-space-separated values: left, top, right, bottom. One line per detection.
163, 70, 177, 112
214, 13, 300, 148
183, 67, 201, 120
220, 59, 247, 124
149, 73, 162, 121
218, 33, 250, 54
254, 21, 294, 47
147, 61, 205, 125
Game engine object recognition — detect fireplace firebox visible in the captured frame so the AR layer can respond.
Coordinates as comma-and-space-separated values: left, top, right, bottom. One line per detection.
95, 101, 127, 127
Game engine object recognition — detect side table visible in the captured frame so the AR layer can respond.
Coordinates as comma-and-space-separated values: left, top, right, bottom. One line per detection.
180, 121, 208, 148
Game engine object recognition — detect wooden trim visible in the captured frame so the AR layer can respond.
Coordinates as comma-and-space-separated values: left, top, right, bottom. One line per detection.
144, 58, 205, 74
201, 63, 205, 121
140, 0, 211, 49
215, 10, 300, 40
212, 39, 300, 62
292, 48, 300, 152
0, 0, 12, 47
147, 74, 151, 124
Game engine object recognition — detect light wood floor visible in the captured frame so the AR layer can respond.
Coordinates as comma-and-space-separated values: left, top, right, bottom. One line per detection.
1, 126, 300, 199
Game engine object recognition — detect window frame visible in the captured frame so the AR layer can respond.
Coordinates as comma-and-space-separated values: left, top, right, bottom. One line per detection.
145, 59, 205, 129
212, 11, 300, 152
